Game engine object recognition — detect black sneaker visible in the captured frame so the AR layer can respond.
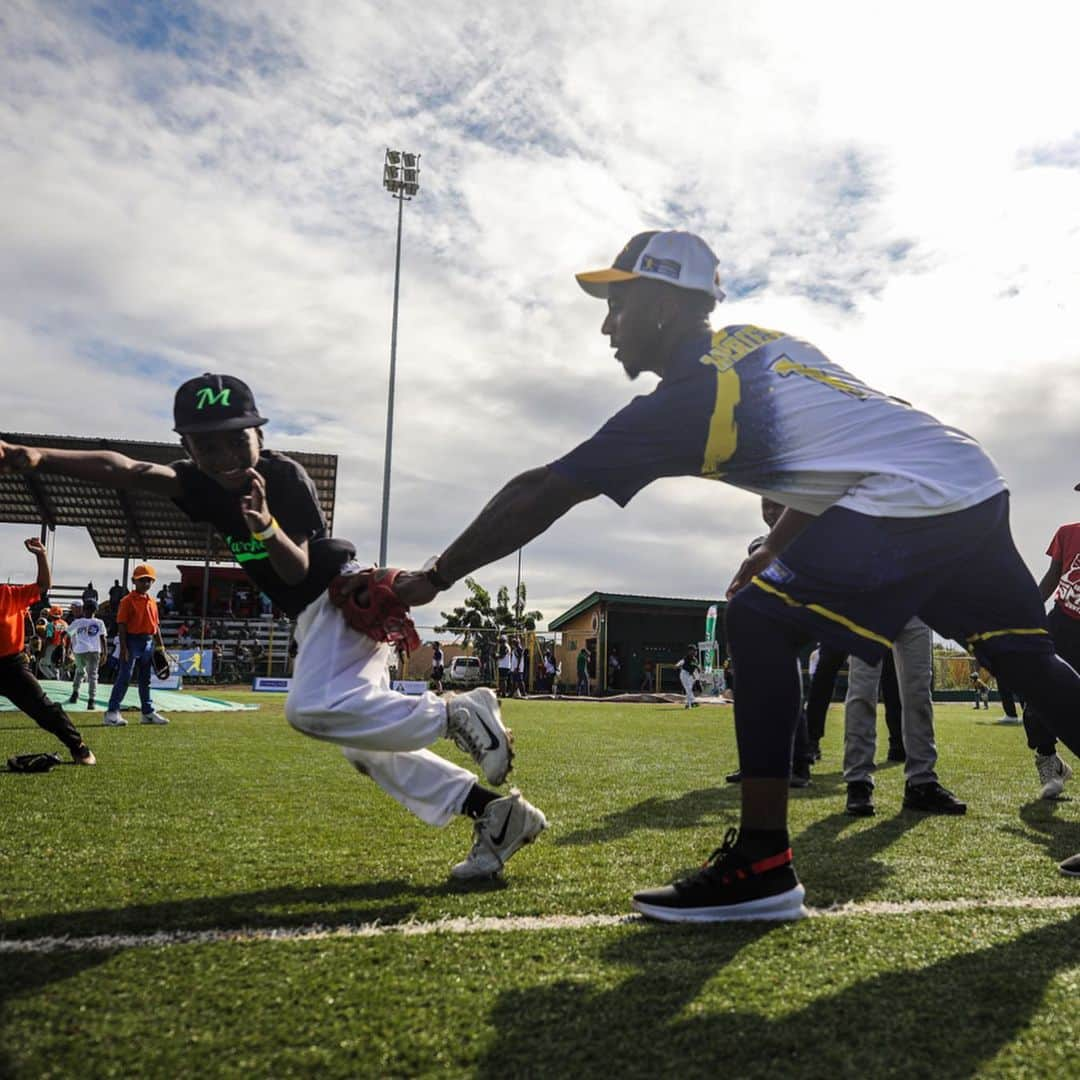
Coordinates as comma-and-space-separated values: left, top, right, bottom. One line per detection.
903, 781, 967, 815
632, 828, 807, 923
1060, 853, 1080, 878
886, 743, 906, 763
790, 762, 812, 789
725, 769, 742, 784
846, 780, 875, 817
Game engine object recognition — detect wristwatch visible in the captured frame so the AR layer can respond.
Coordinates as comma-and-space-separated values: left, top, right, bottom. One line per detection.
421, 556, 453, 591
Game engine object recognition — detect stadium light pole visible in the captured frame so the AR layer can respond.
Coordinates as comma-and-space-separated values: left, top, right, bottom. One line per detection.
378, 148, 421, 567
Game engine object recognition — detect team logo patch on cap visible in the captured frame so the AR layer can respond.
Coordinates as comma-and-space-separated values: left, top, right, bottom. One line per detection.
640, 255, 682, 280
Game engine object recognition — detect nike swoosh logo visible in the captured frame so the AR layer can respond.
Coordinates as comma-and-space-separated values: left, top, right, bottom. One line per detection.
490, 814, 512, 846
478, 717, 501, 751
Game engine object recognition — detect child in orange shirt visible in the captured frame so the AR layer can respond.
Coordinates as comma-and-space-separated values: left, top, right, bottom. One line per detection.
0, 539, 95, 764
103, 564, 169, 726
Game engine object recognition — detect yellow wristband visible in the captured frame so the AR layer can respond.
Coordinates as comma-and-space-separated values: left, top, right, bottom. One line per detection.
251, 517, 279, 542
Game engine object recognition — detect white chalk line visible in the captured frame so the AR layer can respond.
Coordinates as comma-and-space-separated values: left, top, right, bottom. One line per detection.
1, 895, 1079, 954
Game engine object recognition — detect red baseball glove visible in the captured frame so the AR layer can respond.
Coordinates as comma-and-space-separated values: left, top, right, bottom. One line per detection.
328, 567, 421, 654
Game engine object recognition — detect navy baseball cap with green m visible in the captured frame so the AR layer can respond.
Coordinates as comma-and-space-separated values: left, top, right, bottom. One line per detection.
173, 373, 268, 435
575, 230, 727, 301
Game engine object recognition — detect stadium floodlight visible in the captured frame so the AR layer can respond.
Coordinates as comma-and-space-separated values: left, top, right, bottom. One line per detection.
378, 148, 421, 567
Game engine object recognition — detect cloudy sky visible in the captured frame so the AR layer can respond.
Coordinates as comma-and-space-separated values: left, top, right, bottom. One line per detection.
2, 1, 1079, 633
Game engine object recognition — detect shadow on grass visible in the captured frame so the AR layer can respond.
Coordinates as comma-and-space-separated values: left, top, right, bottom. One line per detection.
476, 913, 1080, 1080
795, 809, 926, 905
1016, 798, 1080, 864
0, 876, 504, 942
556, 772, 849, 849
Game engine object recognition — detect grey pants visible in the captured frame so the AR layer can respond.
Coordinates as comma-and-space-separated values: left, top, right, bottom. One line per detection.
844, 617, 938, 787
71, 651, 99, 701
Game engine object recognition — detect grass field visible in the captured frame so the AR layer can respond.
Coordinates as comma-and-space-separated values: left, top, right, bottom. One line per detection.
1, 694, 1078, 1078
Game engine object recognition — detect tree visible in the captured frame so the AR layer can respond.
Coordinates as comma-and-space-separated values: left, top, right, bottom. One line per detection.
437, 578, 543, 646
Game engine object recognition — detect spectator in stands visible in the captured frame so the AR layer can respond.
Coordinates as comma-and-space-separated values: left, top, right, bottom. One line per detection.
82, 581, 98, 607
177, 621, 193, 647
108, 579, 126, 612
0, 539, 95, 764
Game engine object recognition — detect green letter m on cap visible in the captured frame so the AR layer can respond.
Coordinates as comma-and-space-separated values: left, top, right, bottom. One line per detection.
196, 386, 231, 410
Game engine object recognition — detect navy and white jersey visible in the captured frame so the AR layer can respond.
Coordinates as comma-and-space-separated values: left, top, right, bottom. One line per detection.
550, 326, 1005, 518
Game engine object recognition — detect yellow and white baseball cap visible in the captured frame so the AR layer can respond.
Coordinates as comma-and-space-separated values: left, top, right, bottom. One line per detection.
576, 230, 726, 301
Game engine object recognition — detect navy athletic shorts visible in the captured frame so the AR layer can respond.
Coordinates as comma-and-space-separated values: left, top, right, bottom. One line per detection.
739, 491, 1052, 664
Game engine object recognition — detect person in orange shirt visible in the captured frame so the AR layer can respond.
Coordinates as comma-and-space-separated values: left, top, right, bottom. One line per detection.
103, 564, 169, 726
0, 538, 95, 764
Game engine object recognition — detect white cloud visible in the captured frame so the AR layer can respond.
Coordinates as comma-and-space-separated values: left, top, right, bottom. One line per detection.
2, 1, 1080, 630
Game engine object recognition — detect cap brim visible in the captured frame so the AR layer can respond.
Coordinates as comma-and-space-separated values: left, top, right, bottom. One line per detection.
173, 416, 268, 435
575, 268, 640, 299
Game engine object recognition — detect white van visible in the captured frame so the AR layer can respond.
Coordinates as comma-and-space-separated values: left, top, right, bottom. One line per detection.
447, 655, 482, 685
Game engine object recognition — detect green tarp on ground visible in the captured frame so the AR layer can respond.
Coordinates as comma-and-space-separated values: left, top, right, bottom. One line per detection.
1, 680, 258, 712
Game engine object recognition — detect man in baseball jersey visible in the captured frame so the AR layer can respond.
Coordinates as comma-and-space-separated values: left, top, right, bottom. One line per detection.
0, 375, 545, 880
381, 229, 1080, 916
66, 597, 108, 710
0, 539, 95, 765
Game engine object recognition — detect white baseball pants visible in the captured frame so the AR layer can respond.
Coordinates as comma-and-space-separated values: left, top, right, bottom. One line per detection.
679, 669, 695, 706
285, 591, 476, 826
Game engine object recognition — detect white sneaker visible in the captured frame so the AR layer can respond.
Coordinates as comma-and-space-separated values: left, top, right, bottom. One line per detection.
450, 790, 547, 880
1036, 752, 1073, 800
445, 688, 513, 785
103, 710, 127, 726
140, 712, 170, 725
994, 714, 1022, 725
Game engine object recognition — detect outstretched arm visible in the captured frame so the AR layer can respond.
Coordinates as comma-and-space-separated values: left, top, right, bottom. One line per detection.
394, 466, 596, 606
24, 537, 50, 593
0, 441, 181, 497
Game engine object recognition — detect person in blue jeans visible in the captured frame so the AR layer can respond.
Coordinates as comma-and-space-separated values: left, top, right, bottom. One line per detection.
103, 565, 169, 726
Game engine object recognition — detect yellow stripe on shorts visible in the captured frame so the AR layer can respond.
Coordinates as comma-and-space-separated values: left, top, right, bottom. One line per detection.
749, 576, 894, 648
967, 628, 1050, 644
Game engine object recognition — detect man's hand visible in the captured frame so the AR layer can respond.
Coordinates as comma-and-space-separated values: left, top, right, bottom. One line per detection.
0, 442, 43, 473
392, 571, 440, 608
328, 568, 440, 610
726, 546, 777, 599
240, 469, 271, 534
23, 537, 46, 556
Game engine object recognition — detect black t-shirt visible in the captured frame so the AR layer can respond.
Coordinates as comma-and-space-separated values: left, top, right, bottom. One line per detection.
171, 450, 355, 618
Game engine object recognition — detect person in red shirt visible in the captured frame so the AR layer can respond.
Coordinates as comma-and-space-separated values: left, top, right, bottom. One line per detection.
103, 564, 169, 727
1021, 516, 1080, 802
0, 538, 95, 764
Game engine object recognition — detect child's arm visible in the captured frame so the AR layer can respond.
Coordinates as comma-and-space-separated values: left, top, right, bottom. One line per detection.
239, 468, 309, 586
23, 538, 50, 593
0, 441, 181, 497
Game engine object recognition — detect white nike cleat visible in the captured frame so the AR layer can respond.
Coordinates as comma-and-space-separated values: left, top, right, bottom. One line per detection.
445, 687, 513, 785
1036, 752, 1073, 800
103, 710, 127, 726
450, 790, 547, 880
140, 711, 170, 725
